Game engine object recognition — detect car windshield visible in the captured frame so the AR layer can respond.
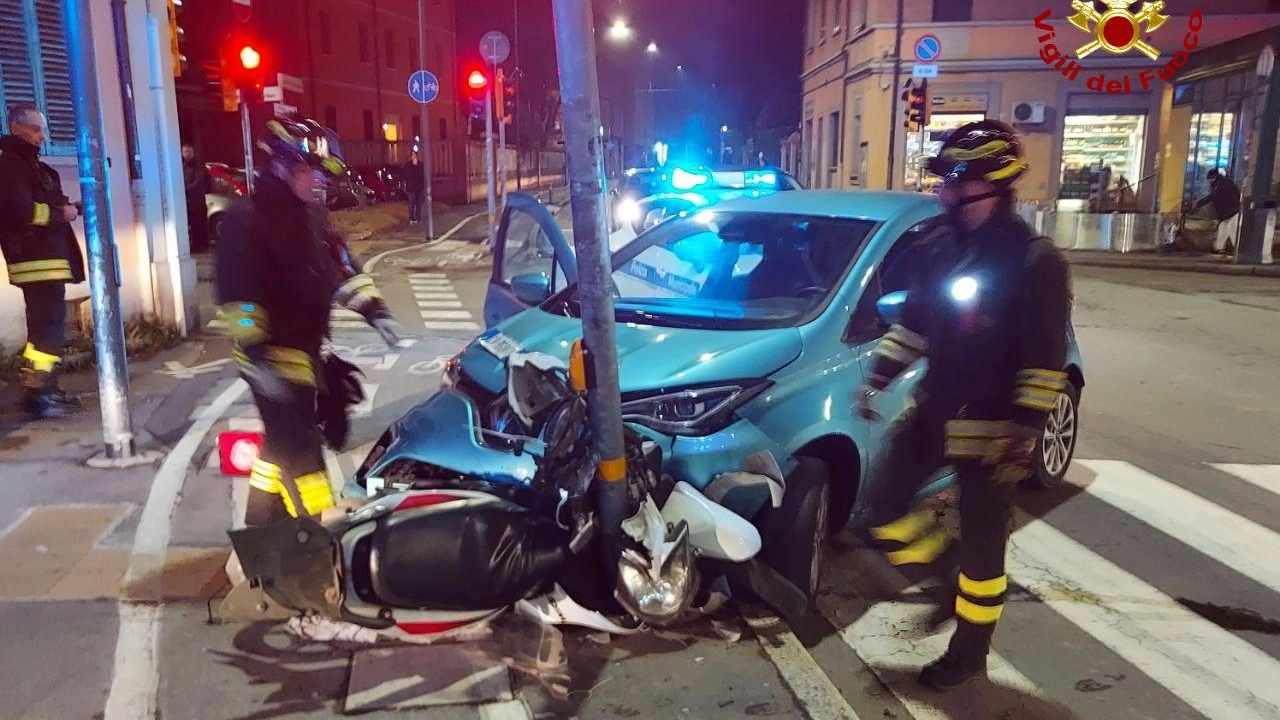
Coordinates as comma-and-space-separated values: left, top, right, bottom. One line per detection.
555, 211, 876, 330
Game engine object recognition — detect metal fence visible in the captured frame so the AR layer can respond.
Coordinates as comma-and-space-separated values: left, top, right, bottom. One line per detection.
1017, 202, 1167, 253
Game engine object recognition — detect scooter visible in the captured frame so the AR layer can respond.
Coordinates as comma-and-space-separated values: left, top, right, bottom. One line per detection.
227, 341, 788, 642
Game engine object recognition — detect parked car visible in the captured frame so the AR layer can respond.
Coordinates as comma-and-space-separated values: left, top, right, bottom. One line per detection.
204, 163, 249, 248
346, 190, 1085, 599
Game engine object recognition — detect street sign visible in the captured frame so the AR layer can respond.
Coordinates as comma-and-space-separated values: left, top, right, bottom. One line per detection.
277, 72, 304, 94
912, 63, 939, 78
408, 70, 440, 104
914, 34, 941, 62
262, 85, 283, 102
480, 31, 510, 65
273, 103, 297, 118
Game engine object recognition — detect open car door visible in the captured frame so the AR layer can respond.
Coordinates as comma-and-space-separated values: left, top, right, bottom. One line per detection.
483, 192, 578, 328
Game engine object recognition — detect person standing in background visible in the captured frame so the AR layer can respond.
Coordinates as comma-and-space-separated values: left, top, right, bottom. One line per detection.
1194, 168, 1242, 255
403, 151, 425, 225
182, 144, 209, 251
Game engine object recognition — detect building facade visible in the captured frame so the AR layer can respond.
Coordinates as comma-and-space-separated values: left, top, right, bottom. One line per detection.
0, 0, 195, 348
799, 0, 1280, 221
175, 0, 463, 195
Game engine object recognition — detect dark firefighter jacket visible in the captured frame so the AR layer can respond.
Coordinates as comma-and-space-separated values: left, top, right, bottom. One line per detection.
0, 134, 86, 286
215, 172, 390, 387
866, 211, 1072, 454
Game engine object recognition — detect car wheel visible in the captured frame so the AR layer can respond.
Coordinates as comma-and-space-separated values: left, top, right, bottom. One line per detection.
760, 456, 830, 602
1026, 380, 1080, 489
207, 213, 226, 249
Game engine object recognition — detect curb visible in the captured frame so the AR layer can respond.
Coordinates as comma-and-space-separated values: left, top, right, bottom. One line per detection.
1068, 255, 1280, 278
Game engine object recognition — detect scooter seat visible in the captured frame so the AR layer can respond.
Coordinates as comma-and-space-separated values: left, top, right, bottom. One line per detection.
367, 501, 569, 611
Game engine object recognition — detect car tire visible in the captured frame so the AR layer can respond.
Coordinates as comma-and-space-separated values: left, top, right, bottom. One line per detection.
206, 213, 226, 250
1026, 379, 1080, 490
759, 456, 830, 603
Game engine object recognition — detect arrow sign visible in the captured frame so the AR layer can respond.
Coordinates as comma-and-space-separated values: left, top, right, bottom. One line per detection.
408, 70, 440, 104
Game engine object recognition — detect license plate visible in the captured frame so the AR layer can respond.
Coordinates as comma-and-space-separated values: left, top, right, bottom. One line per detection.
477, 330, 521, 360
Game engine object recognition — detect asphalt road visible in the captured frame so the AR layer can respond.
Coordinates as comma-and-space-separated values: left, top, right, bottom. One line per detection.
5, 228, 1280, 719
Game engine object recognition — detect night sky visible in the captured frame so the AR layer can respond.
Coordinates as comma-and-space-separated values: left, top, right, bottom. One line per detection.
456, 0, 804, 155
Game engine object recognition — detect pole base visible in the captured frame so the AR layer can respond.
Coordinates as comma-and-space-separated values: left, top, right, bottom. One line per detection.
86, 448, 164, 469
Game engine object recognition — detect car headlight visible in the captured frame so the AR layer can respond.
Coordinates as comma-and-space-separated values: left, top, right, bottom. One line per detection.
616, 525, 698, 626
620, 381, 769, 436
617, 197, 642, 226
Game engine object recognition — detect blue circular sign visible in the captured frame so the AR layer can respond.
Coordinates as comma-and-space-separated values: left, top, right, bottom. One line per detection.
408, 70, 440, 104
914, 35, 941, 63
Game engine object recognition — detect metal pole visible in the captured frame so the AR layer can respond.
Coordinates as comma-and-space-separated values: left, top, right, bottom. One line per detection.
63, 0, 135, 459
484, 71, 497, 247
240, 100, 255, 195
550, 0, 630, 569
916, 124, 926, 192
498, 69, 509, 208
886, 0, 905, 190
513, 0, 522, 191
417, 0, 434, 239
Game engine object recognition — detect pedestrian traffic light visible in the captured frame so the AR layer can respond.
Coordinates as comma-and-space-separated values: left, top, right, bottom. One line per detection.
903, 79, 930, 132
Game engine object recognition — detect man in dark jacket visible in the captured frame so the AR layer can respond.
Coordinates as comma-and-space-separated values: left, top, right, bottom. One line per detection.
857, 120, 1072, 689
182, 144, 209, 251
1194, 168, 1242, 254
216, 119, 403, 524
0, 104, 87, 419
403, 151, 426, 224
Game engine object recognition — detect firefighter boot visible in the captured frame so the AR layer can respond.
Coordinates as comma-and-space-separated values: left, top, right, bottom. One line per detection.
19, 368, 76, 420
919, 590, 1000, 689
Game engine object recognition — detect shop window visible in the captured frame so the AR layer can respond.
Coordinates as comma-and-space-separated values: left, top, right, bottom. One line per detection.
1059, 114, 1147, 211
904, 113, 986, 191
1185, 112, 1236, 203
933, 0, 972, 22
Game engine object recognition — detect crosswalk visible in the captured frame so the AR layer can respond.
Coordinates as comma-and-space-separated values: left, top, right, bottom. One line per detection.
409, 271, 482, 332
803, 459, 1280, 720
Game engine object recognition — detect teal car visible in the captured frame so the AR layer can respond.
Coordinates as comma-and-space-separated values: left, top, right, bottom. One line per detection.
350, 189, 1084, 599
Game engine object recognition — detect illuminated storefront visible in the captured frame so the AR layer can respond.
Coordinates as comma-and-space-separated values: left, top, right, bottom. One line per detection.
1058, 114, 1149, 211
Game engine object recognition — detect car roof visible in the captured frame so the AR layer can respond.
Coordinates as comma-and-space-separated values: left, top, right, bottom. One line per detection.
708, 189, 940, 223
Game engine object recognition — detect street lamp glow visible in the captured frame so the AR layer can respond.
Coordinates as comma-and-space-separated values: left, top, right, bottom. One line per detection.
721, 125, 729, 133
646, 41, 659, 54
608, 19, 633, 41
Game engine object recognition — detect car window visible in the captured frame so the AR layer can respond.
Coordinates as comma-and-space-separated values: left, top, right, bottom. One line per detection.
593, 212, 875, 330
501, 211, 556, 285
846, 218, 940, 341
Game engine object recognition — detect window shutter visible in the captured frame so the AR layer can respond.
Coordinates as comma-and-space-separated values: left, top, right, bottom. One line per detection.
0, 0, 37, 119
34, 0, 74, 147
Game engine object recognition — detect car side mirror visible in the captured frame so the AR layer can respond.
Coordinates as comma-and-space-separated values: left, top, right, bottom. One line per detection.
876, 290, 908, 327
511, 272, 551, 304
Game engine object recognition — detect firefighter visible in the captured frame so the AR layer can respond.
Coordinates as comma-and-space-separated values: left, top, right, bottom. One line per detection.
216, 119, 403, 525
856, 119, 1072, 689
0, 105, 87, 419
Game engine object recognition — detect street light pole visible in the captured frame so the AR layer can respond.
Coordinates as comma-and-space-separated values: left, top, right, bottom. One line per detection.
62, 0, 136, 460
886, 0, 905, 190
550, 0, 630, 570
484, 67, 498, 247
417, 0, 435, 239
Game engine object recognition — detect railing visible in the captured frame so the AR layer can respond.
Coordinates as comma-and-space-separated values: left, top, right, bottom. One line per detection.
1016, 202, 1167, 253
340, 139, 454, 176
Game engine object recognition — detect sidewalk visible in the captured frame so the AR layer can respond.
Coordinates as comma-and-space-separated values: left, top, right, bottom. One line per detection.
1066, 249, 1280, 278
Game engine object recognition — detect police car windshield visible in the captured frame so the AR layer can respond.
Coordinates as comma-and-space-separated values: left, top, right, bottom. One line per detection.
560, 212, 875, 330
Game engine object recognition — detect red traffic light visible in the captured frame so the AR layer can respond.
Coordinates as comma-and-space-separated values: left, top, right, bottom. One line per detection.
239, 44, 261, 70
467, 70, 488, 90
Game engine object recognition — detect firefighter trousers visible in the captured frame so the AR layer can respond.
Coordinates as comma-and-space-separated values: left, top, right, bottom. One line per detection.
19, 281, 68, 389
868, 405, 1016, 659
245, 382, 336, 525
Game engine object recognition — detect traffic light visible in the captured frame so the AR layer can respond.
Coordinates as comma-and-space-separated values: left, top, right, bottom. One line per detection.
222, 33, 270, 107
903, 79, 930, 132
467, 69, 488, 92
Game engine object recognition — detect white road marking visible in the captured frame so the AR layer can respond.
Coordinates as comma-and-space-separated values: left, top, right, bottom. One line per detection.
227, 416, 263, 433
415, 300, 463, 308
741, 607, 861, 720
365, 212, 485, 272
1008, 513, 1280, 719
408, 272, 447, 279
420, 310, 475, 320
409, 278, 453, 287
1079, 460, 1280, 593
104, 379, 248, 720
414, 291, 459, 300
476, 699, 533, 720
1210, 463, 1280, 496
422, 321, 482, 331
